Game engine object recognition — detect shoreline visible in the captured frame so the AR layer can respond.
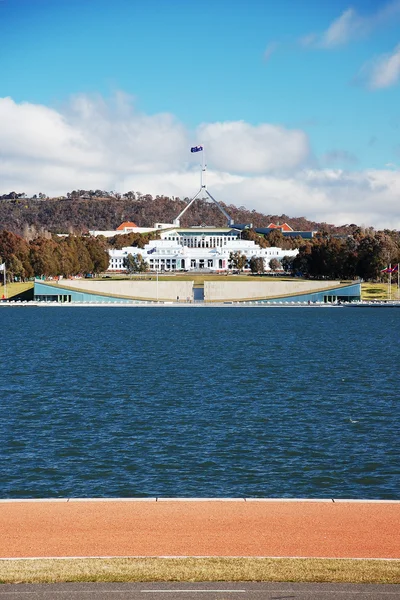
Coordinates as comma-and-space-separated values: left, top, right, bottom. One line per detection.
1, 300, 400, 308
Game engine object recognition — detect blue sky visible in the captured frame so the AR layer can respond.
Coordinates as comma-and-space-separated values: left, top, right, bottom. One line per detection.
1, 0, 400, 227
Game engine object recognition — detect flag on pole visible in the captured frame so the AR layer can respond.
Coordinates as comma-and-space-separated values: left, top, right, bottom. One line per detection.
147, 247, 157, 254
381, 266, 395, 273
191, 145, 203, 153
0, 263, 5, 272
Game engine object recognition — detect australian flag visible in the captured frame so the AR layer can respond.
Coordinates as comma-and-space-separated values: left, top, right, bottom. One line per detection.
148, 247, 157, 254
191, 145, 203, 153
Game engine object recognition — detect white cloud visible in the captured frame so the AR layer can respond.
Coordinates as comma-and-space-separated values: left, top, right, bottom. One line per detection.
302, 1, 400, 49
197, 121, 310, 173
320, 8, 364, 48
359, 44, 400, 89
215, 168, 400, 230
1, 95, 400, 229
146, 167, 400, 229
0, 94, 189, 178
0, 97, 100, 167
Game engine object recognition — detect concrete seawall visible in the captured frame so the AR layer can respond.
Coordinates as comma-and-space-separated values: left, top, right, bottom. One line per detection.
57, 279, 194, 302
37, 279, 360, 304
204, 280, 344, 302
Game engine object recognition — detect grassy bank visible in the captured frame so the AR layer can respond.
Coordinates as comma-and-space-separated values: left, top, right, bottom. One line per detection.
361, 282, 400, 301
0, 557, 398, 585
0, 282, 33, 300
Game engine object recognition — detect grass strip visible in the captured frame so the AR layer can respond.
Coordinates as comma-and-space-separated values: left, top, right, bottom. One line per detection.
361, 282, 398, 301
0, 558, 399, 585
0, 282, 33, 299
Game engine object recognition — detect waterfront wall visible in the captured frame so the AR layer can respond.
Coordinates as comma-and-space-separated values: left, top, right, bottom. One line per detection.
204, 280, 349, 302
35, 280, 194, 302
34, 279, 361, 304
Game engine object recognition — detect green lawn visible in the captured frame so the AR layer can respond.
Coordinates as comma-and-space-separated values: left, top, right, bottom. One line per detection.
361, 282, 399, 301
1, 281, 34, 300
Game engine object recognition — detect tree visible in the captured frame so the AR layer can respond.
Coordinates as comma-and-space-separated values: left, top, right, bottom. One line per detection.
56, 241, 75, 277
266, 229, 285, 247
269, 258, 281, 272
123, 253, 148, 273
72, 236, 94, 275
109, 231, 159, 250
292, 244, 312, 276
84, 236, 109, 273
356, 232, 398, 281
281, 255, 295, 273
249, 256, 265, 274
7, 254, 25, 281
228, 251, 247, 271
55, 236, 90, 277
0, 230, 32, 279
30, 237, 59, 277
241, 228, 269, 248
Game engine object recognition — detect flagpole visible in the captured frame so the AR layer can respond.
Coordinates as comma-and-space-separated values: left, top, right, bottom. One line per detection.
4, 265, 6, 300
201, 145, 206, 190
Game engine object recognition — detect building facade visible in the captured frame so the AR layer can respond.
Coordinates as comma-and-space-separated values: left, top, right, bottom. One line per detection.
108, 226, 298, 272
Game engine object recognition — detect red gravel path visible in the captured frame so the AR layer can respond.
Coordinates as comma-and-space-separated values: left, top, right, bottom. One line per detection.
0, 500, 399, 559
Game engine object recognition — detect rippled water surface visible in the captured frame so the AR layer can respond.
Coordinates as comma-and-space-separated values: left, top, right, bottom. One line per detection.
0, 306, 399, 498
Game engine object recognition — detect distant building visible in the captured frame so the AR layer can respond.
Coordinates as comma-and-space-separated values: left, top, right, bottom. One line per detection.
90, 181, 310, 272
267, 222, 293, 232
89, 221, 174, 238
116, 221, 139, 232
108, 226, 298, 272
233, 223, 316, 239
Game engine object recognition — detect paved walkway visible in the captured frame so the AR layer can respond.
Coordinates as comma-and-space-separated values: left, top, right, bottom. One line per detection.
0, 499, 399, 559
1, 582, 400, 600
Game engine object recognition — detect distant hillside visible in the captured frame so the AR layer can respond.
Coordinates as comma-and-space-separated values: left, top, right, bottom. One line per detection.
0, 190, 353, 237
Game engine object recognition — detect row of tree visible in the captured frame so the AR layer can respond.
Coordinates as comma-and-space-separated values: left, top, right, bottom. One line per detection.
0, 231, 109, 280
289, 231, 400, 280
228, 229, 400, 281
109, 230, 160, 249
228, 252, 289, 274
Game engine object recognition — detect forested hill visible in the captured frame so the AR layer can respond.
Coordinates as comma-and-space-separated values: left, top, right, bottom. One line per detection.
1, 191, 347, 237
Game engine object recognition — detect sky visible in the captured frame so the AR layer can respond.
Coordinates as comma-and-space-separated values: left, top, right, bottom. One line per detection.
1, 0, 400, 229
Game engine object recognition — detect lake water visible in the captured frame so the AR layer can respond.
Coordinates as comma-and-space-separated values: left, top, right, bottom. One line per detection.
0, 306, 399, 499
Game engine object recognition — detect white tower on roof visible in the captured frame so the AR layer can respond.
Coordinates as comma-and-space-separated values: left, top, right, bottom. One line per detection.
173, 145, 234, 228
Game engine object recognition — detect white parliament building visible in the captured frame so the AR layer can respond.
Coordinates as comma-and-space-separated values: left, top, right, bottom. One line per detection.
106, 224, 298, 273
93, 164, 299, 273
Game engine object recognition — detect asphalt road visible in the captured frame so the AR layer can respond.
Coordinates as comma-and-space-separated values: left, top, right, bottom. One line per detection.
0, 582, 399, 599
